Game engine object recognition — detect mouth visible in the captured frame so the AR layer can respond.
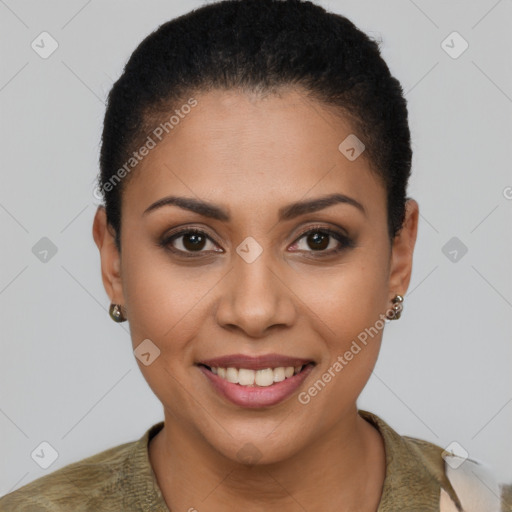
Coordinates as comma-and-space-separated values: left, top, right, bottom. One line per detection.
196, 355, 316, 408
198, 362, 315, 387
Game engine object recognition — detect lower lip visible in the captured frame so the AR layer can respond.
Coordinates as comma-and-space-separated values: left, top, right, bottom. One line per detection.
198, 364, 315, 408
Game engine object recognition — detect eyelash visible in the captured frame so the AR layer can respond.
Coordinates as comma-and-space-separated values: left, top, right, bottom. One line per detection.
159, 225, 355, 259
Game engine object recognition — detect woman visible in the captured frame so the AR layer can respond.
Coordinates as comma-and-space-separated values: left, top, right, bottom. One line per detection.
1, 0, 509, 510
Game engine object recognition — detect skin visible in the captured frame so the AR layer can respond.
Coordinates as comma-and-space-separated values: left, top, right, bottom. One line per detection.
93, 88, 419, 511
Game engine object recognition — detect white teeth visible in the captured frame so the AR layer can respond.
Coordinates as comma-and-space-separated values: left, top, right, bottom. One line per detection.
284, 366, 294, 378
210, 365, 308, 387
226, 367, 238, 383
238, 368, 255, 386
255, 368, 274, 387
273, 367, 285, 382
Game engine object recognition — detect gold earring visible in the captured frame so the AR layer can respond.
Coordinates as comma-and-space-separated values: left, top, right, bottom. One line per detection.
389, 294, 404, 320
109, 303, 127, 323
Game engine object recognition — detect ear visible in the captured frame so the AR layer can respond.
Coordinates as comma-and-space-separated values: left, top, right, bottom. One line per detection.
92, 206, 125, 305
388, 199, 419, 299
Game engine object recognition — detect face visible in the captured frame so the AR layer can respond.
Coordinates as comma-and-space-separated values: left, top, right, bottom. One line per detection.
94, 88, 418, 464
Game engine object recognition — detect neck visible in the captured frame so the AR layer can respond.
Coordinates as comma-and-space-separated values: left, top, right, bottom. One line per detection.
149, 407, 386, 512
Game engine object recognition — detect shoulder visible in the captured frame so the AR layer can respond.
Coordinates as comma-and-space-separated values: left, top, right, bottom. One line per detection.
404, 434, 507, 512
0, 438, 139, 511
501, 483, 512, 512
358, 410, 508, 511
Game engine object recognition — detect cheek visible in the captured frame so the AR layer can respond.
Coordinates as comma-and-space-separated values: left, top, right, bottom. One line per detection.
294, 257, 389, 414
291, 248, 390, 347
120, 241, 221, 351
119, 244, 209, 408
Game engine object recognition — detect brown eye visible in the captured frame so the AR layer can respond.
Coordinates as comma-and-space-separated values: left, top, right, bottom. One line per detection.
161, 229, 222, 257
181, 232, 207, 251
305, 231, 330, 251
289, 227, 354, 257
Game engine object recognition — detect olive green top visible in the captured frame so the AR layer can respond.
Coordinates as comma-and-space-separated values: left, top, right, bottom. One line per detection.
0, 409, 510, 511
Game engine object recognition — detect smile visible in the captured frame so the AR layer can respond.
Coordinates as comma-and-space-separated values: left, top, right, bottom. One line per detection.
202, 364, 309, 387
197, 354, 316, 408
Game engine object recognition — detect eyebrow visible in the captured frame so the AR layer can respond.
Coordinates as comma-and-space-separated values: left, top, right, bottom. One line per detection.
143, 192, 366, 221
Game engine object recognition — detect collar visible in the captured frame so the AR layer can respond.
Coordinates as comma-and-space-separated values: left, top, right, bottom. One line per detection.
123, 412, 462, 511
358, 409, 463, 511
122, 420, 168, 511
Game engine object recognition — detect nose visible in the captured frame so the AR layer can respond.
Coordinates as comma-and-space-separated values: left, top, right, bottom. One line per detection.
214, 249, 297, 338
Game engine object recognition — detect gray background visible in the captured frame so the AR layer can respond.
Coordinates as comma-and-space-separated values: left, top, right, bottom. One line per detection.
1, 0, 511, 496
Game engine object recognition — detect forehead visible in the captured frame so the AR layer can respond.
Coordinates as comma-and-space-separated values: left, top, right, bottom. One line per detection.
123, 88, 385, 218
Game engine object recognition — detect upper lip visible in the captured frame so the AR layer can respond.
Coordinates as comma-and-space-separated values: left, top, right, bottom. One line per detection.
198, 353, 315, 371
